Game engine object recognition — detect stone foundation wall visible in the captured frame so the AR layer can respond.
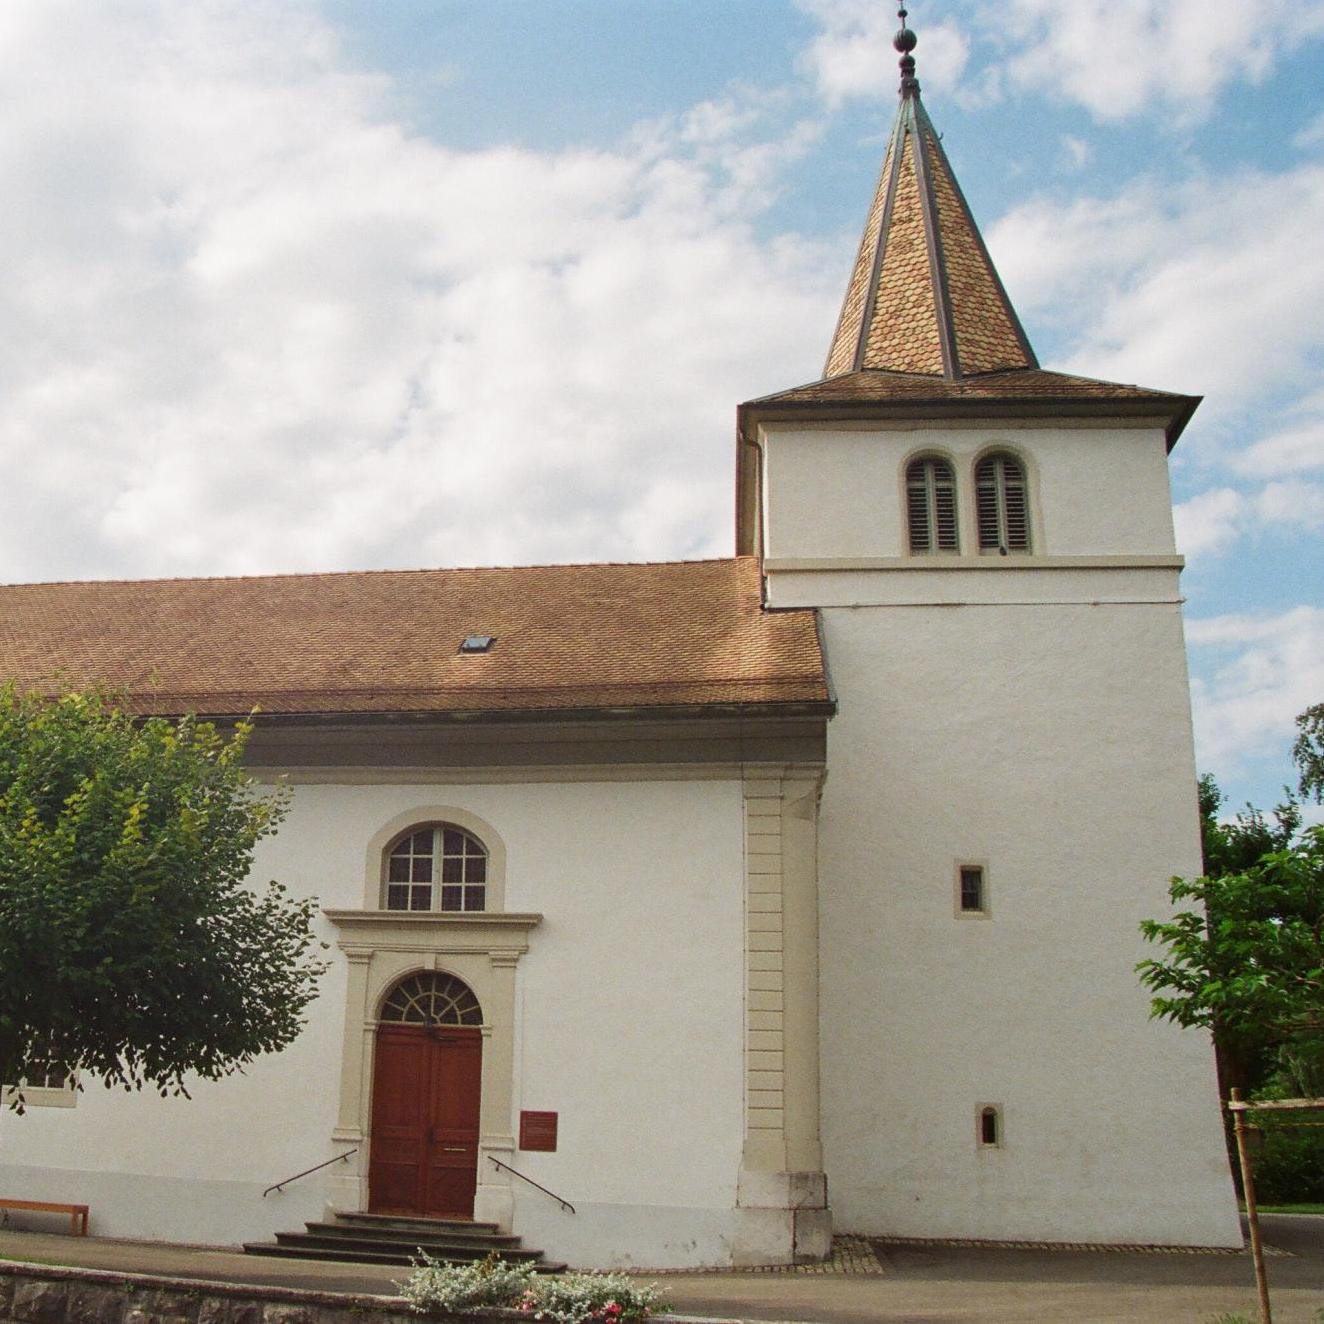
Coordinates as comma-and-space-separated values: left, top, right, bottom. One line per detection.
0, 1261, 466, 1324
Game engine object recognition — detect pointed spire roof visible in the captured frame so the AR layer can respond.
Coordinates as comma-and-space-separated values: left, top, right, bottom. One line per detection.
824, 9, 1038, 380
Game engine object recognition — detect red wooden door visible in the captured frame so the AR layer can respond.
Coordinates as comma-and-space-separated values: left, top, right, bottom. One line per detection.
369, 1024, 482, 1218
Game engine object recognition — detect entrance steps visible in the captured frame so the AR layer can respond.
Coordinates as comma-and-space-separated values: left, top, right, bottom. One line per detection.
243, 1211, 565, 1271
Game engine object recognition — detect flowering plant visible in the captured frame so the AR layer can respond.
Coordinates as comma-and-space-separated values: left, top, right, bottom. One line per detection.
398, 1251, 537, 1314
400, 1256, 666, 1322
515, 1270, 664, 1323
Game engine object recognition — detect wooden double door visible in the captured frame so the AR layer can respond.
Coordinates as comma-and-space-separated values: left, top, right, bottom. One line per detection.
368, 1024, 482, 1218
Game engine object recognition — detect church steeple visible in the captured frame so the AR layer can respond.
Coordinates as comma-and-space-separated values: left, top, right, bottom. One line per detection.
824, 8, 1038, 380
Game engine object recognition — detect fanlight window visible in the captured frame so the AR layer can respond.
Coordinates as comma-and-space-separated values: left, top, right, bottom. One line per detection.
380, 972, 483, 1026
906, 457, 958, 553
975, 453, 1031, 553
385, 825, 488, 913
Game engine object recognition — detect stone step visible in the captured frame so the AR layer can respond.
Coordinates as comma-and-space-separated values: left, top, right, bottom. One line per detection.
243, 1211, 561, 1272
335, 1211, 502, 1235
302, 1219, 521, 1247
272, 1231, 545, 1261
243, 1240, 566, 1272
243, 1241, 456, 1267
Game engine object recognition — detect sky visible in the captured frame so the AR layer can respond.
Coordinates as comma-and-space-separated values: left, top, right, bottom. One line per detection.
0, 0, 1320, 815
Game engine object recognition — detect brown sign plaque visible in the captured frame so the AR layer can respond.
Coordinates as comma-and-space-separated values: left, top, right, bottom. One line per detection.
519, 1110, 558, 1152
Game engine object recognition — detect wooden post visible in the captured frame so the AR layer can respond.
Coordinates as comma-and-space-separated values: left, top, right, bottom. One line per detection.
1230, 1088, 1272, 1324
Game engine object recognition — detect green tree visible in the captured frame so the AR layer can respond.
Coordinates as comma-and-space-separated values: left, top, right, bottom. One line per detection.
1198, 773, 1300, 880
0, 687, 326, 1102
1139, 824, 1324, 1095
1295, 703, 1324, 804
1187, 775, 1300, 1093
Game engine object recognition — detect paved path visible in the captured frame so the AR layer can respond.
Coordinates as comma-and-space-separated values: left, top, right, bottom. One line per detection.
2, 1219, 1324, 1322
655, 1225, 1324, 1323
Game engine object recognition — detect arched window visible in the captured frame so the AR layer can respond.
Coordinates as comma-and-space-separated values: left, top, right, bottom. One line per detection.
380, 972, 483, 1026
906, 456, 958, 553
384, 825, 488, 913
975, 452, 1031, 553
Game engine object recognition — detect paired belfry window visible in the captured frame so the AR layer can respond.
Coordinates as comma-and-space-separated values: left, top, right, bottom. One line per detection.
905, 451, 1032, 555
975, 453, 1031, 553
906, 457, 959, 552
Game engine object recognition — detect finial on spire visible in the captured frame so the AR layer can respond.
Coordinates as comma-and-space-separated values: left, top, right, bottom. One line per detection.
895, 4, 920, 98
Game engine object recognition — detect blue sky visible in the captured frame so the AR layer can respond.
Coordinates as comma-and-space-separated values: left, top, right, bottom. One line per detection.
0, 1, 1320, 814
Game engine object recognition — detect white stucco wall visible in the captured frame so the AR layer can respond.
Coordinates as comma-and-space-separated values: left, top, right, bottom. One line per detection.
0, 776, 749, 1266
760, 414, 1241, 1247
762, 421, 1178, 562
814, 601, 1240, 1246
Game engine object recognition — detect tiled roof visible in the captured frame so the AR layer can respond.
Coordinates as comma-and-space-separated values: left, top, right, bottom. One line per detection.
0, 558, 829, 718
824, 85, 1036, 380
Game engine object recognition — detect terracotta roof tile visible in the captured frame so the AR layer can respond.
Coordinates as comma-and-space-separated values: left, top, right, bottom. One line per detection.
861, 132, 945, 375
824, 86, 1035, 380
0, 558, 829, 718
825, 136, 895, 379
926, 132, 1029, 375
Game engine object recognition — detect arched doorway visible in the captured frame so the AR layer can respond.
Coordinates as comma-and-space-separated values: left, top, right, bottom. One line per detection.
368, 972, 484, 1219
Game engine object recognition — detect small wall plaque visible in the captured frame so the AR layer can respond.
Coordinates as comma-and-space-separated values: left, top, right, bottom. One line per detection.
519, 1110, 558, 1152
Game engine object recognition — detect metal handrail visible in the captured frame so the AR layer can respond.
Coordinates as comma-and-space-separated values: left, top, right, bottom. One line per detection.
488, 1156, 575, 1214
263, 1147, 359, 1198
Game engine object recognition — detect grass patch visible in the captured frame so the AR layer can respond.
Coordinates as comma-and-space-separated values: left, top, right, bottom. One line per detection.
1252, 1203, 1324, 1215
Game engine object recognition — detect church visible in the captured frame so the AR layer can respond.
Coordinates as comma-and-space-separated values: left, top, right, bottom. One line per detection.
0, 17, 1242, 1268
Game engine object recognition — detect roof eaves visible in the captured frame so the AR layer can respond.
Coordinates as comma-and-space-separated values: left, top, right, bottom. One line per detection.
740, 392, 1201, 450
144, 698, 840, 725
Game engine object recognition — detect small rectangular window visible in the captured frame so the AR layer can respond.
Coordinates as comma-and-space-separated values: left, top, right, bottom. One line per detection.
978, 1104, 1002, 1148
959, 866, 984, 913
955, 863, 989, 917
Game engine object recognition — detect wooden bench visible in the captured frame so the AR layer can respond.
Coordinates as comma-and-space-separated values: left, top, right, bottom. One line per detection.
0, 1198, 88, 1236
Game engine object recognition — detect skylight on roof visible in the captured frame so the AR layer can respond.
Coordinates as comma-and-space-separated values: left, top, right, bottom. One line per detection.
459, 635, 495, 654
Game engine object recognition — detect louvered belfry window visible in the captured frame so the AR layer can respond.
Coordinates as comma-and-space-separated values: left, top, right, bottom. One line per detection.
906, 457, 959, 553
385, 825, 488, 912
975, 453, 1031, 553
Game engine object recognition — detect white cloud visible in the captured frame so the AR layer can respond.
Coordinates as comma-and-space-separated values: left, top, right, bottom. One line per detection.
795, 0, 971, 105
795, 0, 1324, 124
1173, 489, 1246, 557
0, 1, 840, 582
1187, 607, 1324, 779
1232, 397, 1324, 476
1000, 0, 1324, 124
1253, 480, 1324, 528
1297, 110, 1324, 149
987, 164, 1324, 412
1059, 135, 1091, 171
1173, 481, 1324, 559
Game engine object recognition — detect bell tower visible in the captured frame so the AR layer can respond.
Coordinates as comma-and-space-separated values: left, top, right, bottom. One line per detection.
738, 9, 1242, 1246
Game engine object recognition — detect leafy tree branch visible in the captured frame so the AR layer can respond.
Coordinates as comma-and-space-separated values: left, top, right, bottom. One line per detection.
0, 687, 327, 1103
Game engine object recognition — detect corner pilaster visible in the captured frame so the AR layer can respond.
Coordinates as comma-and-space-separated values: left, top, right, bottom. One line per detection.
734, 765, 832, 1265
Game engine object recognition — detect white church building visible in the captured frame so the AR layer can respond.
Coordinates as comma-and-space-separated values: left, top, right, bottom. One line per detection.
0, 21, 1241, 1268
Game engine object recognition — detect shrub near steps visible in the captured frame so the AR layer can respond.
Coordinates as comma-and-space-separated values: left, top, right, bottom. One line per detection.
399, 1253, 668, 1322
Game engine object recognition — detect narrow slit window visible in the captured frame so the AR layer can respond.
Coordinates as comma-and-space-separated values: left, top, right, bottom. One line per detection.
906, 457, 959, 553
959, 866, 986, 914
975, 453, 1031, 554
979, 1105, 1001, 1148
